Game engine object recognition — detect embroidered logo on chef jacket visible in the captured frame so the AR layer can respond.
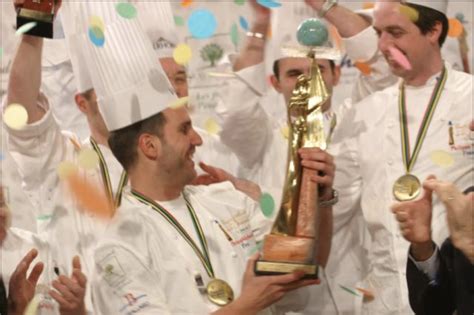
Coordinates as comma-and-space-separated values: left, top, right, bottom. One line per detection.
218, 210, 256, 255
119, 293, 150, 315
448, 121, 474, 156
98, 252, 132, 292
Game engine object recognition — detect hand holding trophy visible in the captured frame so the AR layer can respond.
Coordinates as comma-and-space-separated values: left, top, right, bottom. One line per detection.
255, 18, 335, 279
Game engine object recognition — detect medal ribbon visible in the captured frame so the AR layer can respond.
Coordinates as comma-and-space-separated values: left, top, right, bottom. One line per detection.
398, 67, 447, 174
131, 190, 215, 278
90, 138, 128, 208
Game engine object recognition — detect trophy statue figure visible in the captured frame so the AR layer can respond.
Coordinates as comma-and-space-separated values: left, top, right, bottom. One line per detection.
255, 19, 332, 278
17, 0, 57, 38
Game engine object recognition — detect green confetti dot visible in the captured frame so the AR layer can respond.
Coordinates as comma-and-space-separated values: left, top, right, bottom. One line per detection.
0, 48, 3, 58
16, 22, 37, 36
260, 193, 275, 218
230, 23, 239, 47
234, 0, 245, 5
116, 2, 137, 19
174, 15, 185, 26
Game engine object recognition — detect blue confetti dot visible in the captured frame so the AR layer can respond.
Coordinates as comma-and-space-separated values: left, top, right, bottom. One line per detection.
239, 16, 249, 31
257, 0, 281, 9
89, 27, 105, 47
188, 9, 217, 39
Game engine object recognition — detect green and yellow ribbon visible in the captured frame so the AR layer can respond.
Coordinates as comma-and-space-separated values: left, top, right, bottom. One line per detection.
398, 67, 447, 174
90, 138, 128, 208
131, 190, 215, 278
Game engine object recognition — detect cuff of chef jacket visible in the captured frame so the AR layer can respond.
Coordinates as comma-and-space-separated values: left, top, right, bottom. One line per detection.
408, 244, 440, 282
234, 62, 267, 97
2, 92, 53, 138
342, 26, 379, 63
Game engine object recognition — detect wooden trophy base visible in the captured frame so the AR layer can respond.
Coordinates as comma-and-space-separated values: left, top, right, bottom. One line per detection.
255, 234, 319, 279
17, 8, 54, 38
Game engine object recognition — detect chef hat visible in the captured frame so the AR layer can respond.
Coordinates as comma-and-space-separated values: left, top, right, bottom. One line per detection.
137, 1, 179, 58
402, 0, 448, 15
271, 2, 342, 62
83, 17, 178, 131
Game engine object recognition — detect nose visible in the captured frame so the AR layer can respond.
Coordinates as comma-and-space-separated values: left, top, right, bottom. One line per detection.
378, 32, 392, 55
191, 128, 203, 147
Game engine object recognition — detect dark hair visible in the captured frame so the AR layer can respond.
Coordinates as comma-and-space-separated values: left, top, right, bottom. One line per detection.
108, 112, 166, 171
405, 3, 448, 47
272, 59, 336, 80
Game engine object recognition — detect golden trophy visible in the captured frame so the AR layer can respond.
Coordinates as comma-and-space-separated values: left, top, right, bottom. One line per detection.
255, 19, 333, 279
17, 0, 57, 38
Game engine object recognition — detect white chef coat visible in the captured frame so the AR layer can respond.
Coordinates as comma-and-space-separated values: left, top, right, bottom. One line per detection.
216, 63, 371, 315
92, 182, 309, 315
332, 62, 473, 314
3, 94, 126, 313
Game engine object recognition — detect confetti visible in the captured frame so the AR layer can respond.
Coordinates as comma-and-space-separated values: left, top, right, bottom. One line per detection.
257, 0, 281, 9
58, 161, 78, 180
168, 97, 189, 109
173, 44, 193, 65
354, 62, 372, 76
206, 72, 236, 78
181, 0, 193, 7
281, 125, 289, 139
188, 9, 217, 39
260, 193, 275, 218
0, 47, 3, 58
89, 15, 105, 31
455, 13, 466, 23
239, 16, 249, 31
356, 287, 375, 301
67, 171, 114, 219
448, 18, 463, 38
204, 118, 221, 135
388, 46, 412, 70
430, 150, 454, 168
230, 23, 239, 47
89, 27, 105, 47
234, 0, 245, 5
0, 152, 4, 161
362, 2, 375, 9
24, 296, 40, 315
174, 15, 185, 26
399, 5, 419, 23
116, 2, 137, 19
37, 214, 54, 221
78, 148, 100, 170
4, 104, 28, 129
16, 22, 37, 35
339, 284, 360, 296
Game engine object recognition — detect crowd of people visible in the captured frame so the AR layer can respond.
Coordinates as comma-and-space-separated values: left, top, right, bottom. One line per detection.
1, 0, 472, 314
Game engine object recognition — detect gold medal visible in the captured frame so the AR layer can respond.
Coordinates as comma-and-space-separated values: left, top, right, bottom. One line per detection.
393, 174, 421, 201
206, 278, 234, 306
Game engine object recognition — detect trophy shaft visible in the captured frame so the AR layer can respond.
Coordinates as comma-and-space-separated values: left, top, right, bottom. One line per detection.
296, 168, 319, 238
261, 234, 315, 263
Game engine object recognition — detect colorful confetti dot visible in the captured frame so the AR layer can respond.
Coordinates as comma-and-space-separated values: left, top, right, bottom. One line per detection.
281, 125, 289, 139
399, 5, 419, 23
57, 161, 78, 180
234, 0, 246, 5
174, 15, 185, 26
4, 104, 28, 129
188, 9, 217, 39
362, 2, 375, 9
230, 23, 239, 47
354, 62, 372, 76
448, 18, 463, 38
181, 0, 193, 7
24, 296, 40, 315
339, 284, 360, 297
239, 16, 249, 31
173, 44, 193, 65
256, 0, 281, 9
168, 97, 189, 109
388, 46, 412, 70
78, 148, 100, 170
16, 22, 37, 36
89, 15, 105, 31
430, 150, 454, 168
116, 2, 137, 19
0, 48, 3, 58
260, 193, 275, 218
89, 26, 105, 47
204, 118, 221, 135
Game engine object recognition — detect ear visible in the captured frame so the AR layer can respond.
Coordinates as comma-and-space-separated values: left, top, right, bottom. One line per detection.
74, 94, 88, 114
427, 21, 443, 46
332, 65, 341, 86
137, 133, 161, 161
270, 75, 282, 93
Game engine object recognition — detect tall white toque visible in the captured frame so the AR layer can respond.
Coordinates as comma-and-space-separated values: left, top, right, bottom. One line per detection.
82, 16, 178, 131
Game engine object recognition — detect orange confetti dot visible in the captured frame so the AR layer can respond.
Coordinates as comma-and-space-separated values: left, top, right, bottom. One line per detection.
448, 18, 463, 38
354, 62, 372, 76
67, 171, 114, 220
362, 2, 375, 9
181, 0, 193, 7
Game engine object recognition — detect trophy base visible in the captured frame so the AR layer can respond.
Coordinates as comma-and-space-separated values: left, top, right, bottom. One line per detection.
17, 8, 54, 38
255, 260, 319, 279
